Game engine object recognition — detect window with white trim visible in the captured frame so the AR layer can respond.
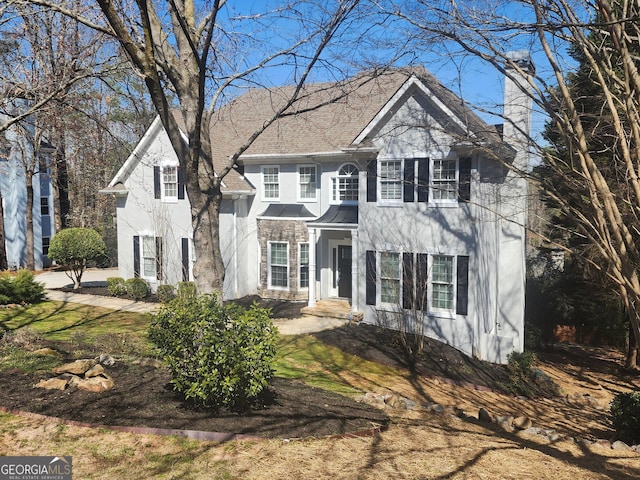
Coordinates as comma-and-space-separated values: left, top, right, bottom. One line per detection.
431, 255, 454, 311
269, 241, 289, 289
380, 160, 402, 201
142, 236, 157, 278
262, 166, 280, 200
431, 159, 458, 202
299, 243, 309, 289
298, 165, 317, 201
380, 252, 401, 304
162, 166, 178, 200
332, 163, 359, 202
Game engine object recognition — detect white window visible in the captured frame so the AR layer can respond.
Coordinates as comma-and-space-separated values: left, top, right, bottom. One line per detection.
380, 252, 401, 304
162, 166, 178, 201
142, 236, 157, 278
380, 160, 402, 202
298, 165, 317, 201
42, 237, 50, 256
332, 163, 359, 203
431, 255, 454, 311
269, 241, 289, 289
263, 166, 280, 200
40, 197, 49, 216
299, 243, 309, 289
431, 159, 458, 202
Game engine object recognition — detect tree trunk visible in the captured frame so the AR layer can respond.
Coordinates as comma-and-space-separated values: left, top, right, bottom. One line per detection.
25, 169, 35, 270
0, 190, 7, 270
626, 322, 638, 370
51, 132, 69, 231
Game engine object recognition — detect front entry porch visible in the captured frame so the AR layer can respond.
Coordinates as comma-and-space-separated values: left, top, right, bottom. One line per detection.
306, 205, 361, 317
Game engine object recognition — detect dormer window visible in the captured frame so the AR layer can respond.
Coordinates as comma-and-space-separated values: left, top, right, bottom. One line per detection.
332, 163, 359, 203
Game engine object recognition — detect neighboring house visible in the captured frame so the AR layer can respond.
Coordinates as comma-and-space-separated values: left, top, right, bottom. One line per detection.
104, 57, 532, 364
0, 95, 55, 271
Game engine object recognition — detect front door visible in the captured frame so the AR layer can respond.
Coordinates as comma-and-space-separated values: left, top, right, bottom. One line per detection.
337, 245, 352, 298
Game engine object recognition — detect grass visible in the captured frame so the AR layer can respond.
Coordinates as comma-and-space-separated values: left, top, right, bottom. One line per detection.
0, 301, 152, 342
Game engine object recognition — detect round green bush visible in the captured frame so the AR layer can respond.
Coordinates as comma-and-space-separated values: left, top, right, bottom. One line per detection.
106, 277, 127, 297
610, 391, 640, 444
0, 270, 45, 305
148, 294, 278, 411
125, 278, 149, 300
157, 284, 176, 303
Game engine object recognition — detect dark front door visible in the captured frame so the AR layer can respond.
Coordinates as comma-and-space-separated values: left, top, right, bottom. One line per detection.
337, 245, 352, 298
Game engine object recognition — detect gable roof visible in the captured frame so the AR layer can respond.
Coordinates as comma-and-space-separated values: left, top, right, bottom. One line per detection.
106, 67, 508, 195
211, 67, 506, 164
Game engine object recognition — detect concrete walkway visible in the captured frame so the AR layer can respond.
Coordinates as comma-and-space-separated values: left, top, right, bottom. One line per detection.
35, 268, 350, 334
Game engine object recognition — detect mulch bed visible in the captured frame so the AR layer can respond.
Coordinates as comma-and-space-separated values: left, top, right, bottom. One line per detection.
0, 358, 388, 439
6, 286, 563, 439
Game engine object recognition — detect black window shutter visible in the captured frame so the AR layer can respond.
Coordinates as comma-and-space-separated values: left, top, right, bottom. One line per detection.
155, 237, 163, 281
181, 238, 190, 282
366, 160, 377, 202
366, 250, 376, 305
416, 253, 428, 311
403, 159, 415, 203
133, 236, 140, 278
177, 166, 185, 199
153, 166, 161, 199
456, 255, 470, 315
402, 252, 414, 309
458, 157, 472, 203
417, 158, 429, 202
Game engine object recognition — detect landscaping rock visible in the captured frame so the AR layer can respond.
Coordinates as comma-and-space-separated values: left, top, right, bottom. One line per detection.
84, 364, 105, 378
478, 408, 492, 423
35, 378, 68, 390
53, 359, 95, 375
32, 347, 62, 357
75, 374, 114, 393
612, 440, 632, 451
513, 416, 532, 430
95, 354, 116, 366
495, 415, 514, 432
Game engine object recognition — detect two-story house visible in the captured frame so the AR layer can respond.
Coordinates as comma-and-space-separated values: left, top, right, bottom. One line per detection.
105, 59, 532, 364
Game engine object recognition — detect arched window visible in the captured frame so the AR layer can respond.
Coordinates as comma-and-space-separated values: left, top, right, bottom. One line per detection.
332, 163, 359, 202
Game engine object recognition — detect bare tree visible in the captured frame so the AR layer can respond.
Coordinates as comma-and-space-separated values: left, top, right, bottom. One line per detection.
379, 0, 640, 364
19, 0, 383, 292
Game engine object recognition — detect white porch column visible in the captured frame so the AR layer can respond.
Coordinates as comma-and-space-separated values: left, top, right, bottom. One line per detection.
351, 229, 358, 312
308, 228, 317, 307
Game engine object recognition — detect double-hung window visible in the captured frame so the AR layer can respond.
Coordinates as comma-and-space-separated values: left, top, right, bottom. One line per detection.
263, 166, 280, 200
298, 165, 317, 201
380, 252, 401, 304
431, 255, 454, 311
299, 243, 309, 289
431, 159, 458, 202
142, 236, 157, 279
269, 241, 289, 289
380, 160, 402, 202
332, 163, 359, 203
162, 166, 178, 201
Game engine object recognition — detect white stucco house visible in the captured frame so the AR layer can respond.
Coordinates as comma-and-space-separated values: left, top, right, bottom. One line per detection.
104, 58, 532, 364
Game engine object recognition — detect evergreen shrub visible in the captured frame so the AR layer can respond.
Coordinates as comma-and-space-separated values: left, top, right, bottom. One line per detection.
149, 294, 278, 410
124, 278, 149, 300
106, 277, 127, 297
610, 391, 640, 445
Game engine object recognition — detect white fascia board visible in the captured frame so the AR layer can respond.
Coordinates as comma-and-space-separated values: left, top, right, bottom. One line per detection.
353, 76, 476, 145
108, 116, 163, 187
239, 151, 350, 164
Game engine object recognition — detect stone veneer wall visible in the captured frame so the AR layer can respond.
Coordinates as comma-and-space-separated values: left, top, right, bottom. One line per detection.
257, 218, 310, 301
